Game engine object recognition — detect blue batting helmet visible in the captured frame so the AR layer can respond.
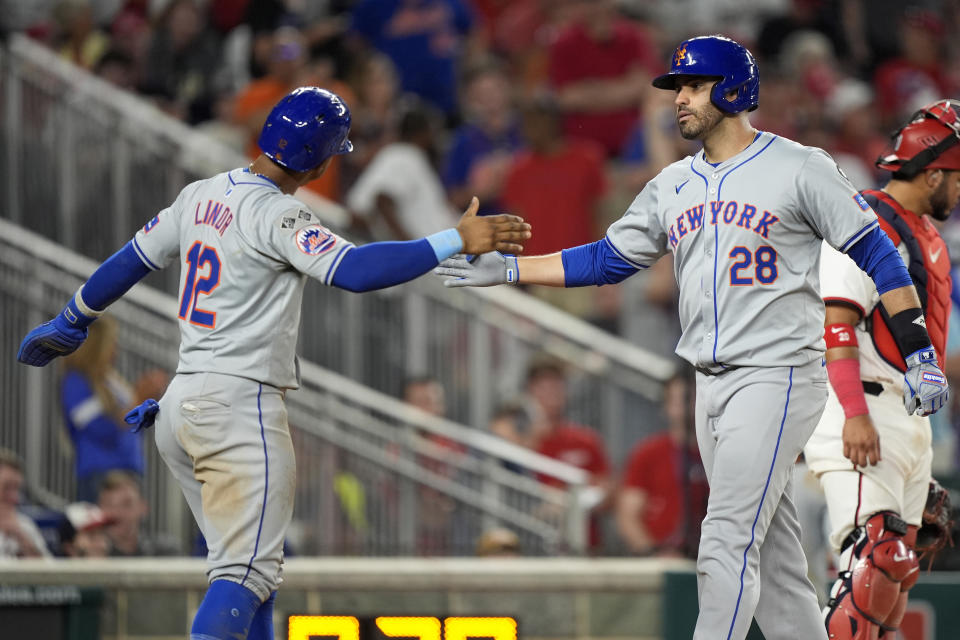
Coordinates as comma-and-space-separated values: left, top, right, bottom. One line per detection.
258, 87, 354, 172
652, 35, 759, 114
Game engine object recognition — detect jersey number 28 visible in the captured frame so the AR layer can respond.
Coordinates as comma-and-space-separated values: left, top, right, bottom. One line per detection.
729, 245, 778, 285
179, 241, 221, 328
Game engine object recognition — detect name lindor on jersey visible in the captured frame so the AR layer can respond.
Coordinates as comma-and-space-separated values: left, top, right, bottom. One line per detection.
668, 200, 781, 249
194, 199, 234, 236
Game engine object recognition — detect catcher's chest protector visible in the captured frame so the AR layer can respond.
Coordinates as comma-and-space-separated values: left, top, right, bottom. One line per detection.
862, 190, 951, 371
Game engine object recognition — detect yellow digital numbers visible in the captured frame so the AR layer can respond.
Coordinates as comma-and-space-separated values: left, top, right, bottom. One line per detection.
445, 616, 517, 640
288, 615, 359, 640
288, 616, 517, 640
376, 616, 442, 640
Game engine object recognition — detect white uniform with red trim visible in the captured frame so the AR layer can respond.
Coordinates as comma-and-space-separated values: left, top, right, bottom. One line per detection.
804, 230, 934, 555
133, 167, 353, 600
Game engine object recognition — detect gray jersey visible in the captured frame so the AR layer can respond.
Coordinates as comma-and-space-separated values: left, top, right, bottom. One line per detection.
134, 168, 354, 389
606, 131, 878, 373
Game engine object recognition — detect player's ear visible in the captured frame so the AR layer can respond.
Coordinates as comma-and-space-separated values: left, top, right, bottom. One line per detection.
927, 169, 944, 188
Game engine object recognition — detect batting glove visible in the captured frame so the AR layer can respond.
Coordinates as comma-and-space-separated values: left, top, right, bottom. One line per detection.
17, 296, 96, 367
124, 399, 160, 433
434, 253, 519, 287
902, 347, 949, 416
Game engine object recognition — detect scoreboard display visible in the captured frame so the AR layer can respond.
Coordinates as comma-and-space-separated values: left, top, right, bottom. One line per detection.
288, 616, 518, 640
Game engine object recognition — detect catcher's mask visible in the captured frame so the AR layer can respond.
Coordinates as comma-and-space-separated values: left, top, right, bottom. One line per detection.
877, 99, 960, 178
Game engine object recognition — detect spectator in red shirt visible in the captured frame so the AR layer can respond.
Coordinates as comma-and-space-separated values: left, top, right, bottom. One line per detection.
616, 372, 708, 558
525, 358, 611, 549
547, 0, 660, 156
502, 95, 607, 256
873, 9, 953, 129
526, 359, 609, 486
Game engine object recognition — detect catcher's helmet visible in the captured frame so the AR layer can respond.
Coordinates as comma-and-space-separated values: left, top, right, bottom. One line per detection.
652, 35, 759, 114
258, 87, 353, 172
877, 99, 960, 178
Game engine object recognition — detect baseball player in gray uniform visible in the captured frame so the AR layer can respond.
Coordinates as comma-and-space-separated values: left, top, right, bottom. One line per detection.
17, 87, 530, 640
435, 36, 948, 640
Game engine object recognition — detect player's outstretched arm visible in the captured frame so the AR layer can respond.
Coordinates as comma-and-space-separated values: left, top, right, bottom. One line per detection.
847, 227, 947, 416
435, 237, 642, 288
329, 197, 531, 293
17, 242, 151, 366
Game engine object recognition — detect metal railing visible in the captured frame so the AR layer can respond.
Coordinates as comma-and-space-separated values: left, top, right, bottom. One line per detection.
0, 217, 593, 554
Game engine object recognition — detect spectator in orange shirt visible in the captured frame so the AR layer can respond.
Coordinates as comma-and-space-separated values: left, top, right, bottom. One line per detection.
501, 94, 606, 257
616, 371, 708, 558
232, 26, 354, 201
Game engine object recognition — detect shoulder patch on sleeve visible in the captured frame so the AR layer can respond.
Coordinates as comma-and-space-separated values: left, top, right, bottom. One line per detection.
853, 193, 871, 211
143, 215, 160, 233
296, 224, 337, 255
276, 208, 317, 231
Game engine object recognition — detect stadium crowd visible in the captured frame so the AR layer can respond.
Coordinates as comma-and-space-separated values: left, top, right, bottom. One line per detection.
1, 0, 959, 565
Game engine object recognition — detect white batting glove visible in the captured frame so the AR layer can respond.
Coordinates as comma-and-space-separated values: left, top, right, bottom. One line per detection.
903, 347, 948, 416
434, 253, 519, 287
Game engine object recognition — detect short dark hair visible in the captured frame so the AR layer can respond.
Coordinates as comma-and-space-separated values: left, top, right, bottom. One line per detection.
491, 401, 534, 434
98, 470, 143, 498
525, 356, 567, 385
398, 100, 437, 140
520, 91, 561, 120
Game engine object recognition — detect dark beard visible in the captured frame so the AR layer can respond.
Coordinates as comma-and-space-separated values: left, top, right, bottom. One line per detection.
929, 178, 952, 221
678, 104, 725, 140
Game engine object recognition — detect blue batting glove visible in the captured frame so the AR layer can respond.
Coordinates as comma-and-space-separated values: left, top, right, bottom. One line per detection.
17, 296, 96, 367
903, 347, 948, 416
124, 399, 160, 433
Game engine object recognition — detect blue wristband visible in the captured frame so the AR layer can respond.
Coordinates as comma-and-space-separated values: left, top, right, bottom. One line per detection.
59, 292, 99, 329
425, 228, 464, 262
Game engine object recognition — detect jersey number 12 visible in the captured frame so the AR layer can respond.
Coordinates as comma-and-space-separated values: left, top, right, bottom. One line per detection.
179, 241, 222, 328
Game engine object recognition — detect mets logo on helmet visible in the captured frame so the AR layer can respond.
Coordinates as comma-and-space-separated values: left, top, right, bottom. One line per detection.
674, 44, 688, 67
296, 224, 336, 256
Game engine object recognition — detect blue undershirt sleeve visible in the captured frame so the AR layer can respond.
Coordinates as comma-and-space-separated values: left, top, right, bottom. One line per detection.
560, 238, 642, 287
81, 241, 153, 311
846, 225, 914, 295
331, 238, 441, 292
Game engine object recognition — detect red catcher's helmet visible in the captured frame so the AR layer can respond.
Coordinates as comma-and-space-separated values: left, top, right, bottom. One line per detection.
877, 99, 960, 178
